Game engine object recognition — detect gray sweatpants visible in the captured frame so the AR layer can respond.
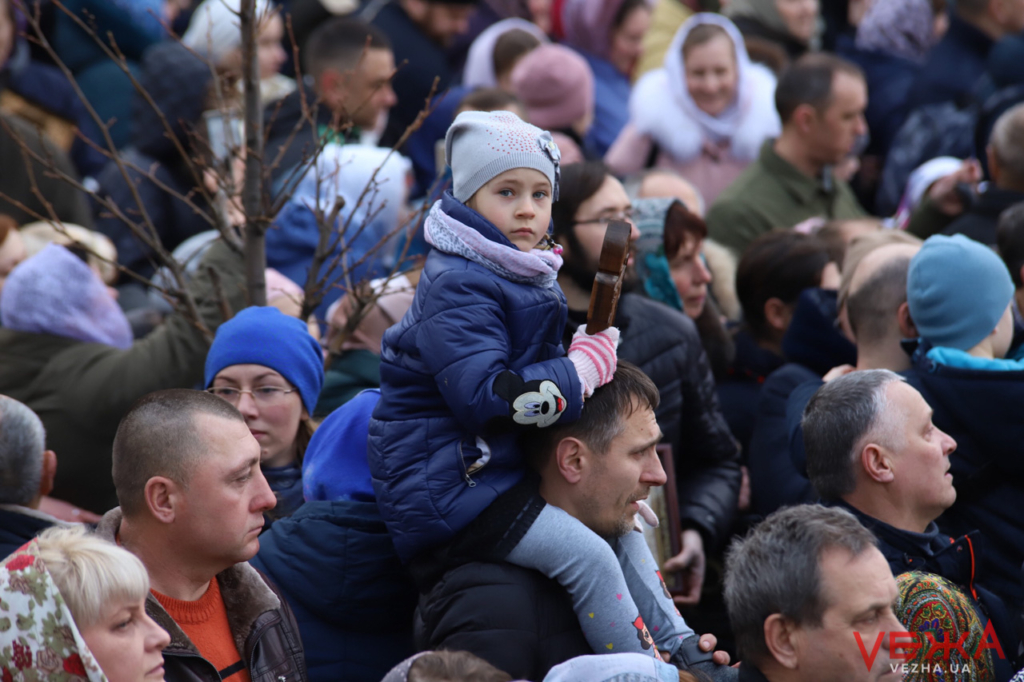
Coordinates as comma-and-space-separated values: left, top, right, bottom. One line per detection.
506, 503, 694, 656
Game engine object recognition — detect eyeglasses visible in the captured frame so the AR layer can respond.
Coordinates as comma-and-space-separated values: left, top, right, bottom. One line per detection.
206, 386, 297, 406
573, 209, 634, 227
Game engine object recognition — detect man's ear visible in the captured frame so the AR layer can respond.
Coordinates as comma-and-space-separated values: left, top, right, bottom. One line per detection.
896, 302, 917, 339
319, 69, 347, 105
764, 297, 791, 333
791, 104, 817, 135
38, 450, 57, 498
860, 443, 894, 484
144, 477, 180, 524
554, 437, 586, 485
764, 613, 800, 670
987, 145, 1001, 185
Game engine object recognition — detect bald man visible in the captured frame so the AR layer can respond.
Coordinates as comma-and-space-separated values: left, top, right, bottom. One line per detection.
747, 232, 923, 515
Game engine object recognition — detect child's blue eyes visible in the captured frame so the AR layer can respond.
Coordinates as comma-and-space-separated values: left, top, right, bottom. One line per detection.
496, 189, 549, 200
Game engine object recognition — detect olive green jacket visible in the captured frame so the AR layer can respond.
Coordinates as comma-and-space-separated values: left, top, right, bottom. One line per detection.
706, 140, 867, 256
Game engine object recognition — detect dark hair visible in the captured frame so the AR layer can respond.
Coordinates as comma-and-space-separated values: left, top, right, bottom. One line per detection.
457, 88, 522, 115
304, 18, 391, 81
725, 505, 877, 666
551, 161, 611, 241
613, 0, 649, 28
523, 362, 660, 470
735, 231, 830, 341
775, 53, 864, 124
112, 389, 245, 517
492, 29, 541, 80
802, 370, 905, 501
681, 23, 732, 59
408, 651, 512, 682
846, 256, 912, 344
998, 202, 1024, 288
663, 200, 708, 261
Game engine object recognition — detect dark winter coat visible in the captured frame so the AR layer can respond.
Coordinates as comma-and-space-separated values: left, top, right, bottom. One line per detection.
908, 14, 993, 110
903, 343, 1024, 618
747, 364, 818, 516
92, 41, 214, 278
835, 34, 921, 162
0, 240, 245, 514
941, 186, 1024, 247
564, 294, 741, 549
252, 500, 418, 682
0, 506, 56, 560
369, 193, 583, 563
374, 3, 455, 149
716, 327, 785, 460
97, 509, 308, 682
746, 289, 855, 516
412, 477, 592, 681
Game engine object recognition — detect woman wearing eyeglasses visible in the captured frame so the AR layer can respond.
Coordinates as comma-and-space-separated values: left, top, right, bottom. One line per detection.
205, 306, 324, 520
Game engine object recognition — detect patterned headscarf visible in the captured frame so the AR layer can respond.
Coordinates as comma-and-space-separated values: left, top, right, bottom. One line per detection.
0, 540, 107, 680
855, 0, 938, 64
894, 572, 996, 682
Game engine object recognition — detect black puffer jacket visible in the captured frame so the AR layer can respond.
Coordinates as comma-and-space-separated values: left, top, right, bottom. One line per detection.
414, 560, 592, 681
565, 294, 741, 548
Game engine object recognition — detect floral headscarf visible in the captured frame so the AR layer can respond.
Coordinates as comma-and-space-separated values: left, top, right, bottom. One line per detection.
0, 540, 107, 681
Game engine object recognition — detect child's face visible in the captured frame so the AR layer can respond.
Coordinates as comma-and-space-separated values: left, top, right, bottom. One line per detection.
466, 168, 552, 252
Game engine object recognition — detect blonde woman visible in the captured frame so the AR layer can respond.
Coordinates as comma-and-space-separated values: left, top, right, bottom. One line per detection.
0, 525, 169, 681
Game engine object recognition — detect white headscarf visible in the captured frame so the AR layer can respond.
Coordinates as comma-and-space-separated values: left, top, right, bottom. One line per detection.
182, 0, 274, 65
628, 12, 781, 162
462, 18, 549, 89
290, 144, 413, 272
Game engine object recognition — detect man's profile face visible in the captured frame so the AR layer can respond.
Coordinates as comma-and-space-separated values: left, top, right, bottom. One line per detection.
332, 47, 398, 130
791, 546, 901, 682
574, 403, 666, 538
885, 382, 957, 518
808, 72, 867, 168
176, 414, 276, 570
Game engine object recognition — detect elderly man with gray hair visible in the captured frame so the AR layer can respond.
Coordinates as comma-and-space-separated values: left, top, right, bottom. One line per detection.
802, 370, 1017, 679
0, 395, 59, 558
724, 504, 901, 682
942, 102, 1024, 246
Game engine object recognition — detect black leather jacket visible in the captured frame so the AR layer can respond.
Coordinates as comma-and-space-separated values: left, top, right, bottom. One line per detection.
97, 510, 308, 682
565, 294, 742, 549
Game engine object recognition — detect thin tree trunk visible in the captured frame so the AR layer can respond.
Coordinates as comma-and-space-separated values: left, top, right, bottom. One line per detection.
240, 0, 267, 306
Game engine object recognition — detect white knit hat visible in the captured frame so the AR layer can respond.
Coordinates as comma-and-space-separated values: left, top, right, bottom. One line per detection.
445, 110, 561, 203
182, 0, 274, 66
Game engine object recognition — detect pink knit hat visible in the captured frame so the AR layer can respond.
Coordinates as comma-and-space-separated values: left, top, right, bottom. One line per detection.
511, 44, 595, 131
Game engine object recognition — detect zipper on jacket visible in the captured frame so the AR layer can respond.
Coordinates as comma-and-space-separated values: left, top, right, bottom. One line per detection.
457, 439, 477, 487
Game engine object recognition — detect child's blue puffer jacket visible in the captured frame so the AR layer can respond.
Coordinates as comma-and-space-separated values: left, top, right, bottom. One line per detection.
368, 192, 583, 563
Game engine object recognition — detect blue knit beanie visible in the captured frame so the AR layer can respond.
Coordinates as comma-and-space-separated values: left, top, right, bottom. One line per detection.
204, 306, 324, 414
907, 234, 1014, 351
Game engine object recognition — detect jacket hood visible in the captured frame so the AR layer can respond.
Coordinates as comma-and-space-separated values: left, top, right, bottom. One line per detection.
908, 345, 1024, 463
132, 41, 213, 159
781, 288, 857, 374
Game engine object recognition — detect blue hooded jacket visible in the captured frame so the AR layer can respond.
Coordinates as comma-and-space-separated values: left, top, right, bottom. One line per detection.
368, 192, 583, 563
903, 343, 1024, 618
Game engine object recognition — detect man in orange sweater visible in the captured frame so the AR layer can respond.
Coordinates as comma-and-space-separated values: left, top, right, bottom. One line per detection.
97, 389, 307, 682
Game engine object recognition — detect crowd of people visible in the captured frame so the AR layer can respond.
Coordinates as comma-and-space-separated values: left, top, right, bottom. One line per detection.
3, 0, 1024, 681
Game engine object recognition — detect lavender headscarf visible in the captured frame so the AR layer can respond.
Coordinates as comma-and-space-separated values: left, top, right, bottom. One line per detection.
855, 0, 938, 64
463, 18, 549, 89
1, 243, 133, 350
560, 0, 633, 59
